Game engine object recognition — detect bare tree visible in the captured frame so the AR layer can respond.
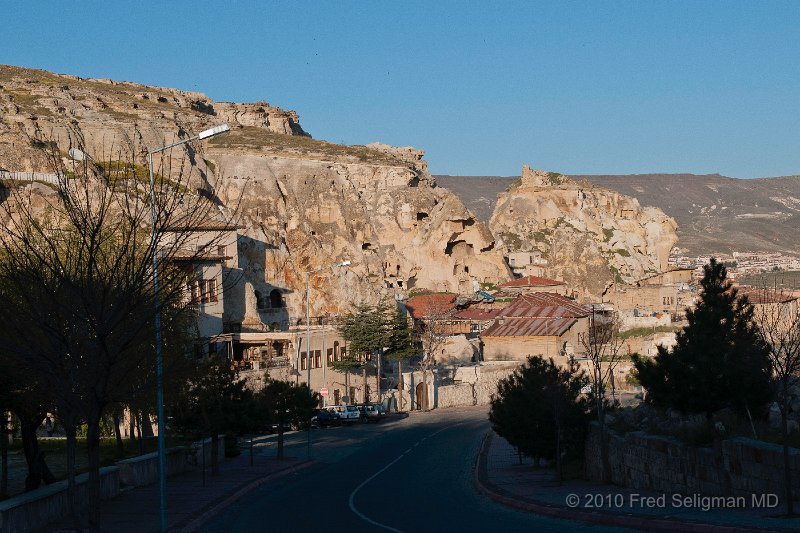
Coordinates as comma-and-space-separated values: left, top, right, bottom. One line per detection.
0, 134, 228, 529
577, 309, 625, 483
416, 310, 452, 411
752, 288, 800, 516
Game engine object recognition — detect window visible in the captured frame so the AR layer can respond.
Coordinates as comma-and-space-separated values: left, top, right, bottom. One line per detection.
314, 350, 322, 369
334, 389, 341, 406
189, 278, 218, 304
203, 279, 218, 303
340, 347, 347, 361
300, 352, 307, 371
327, 348, 334, 364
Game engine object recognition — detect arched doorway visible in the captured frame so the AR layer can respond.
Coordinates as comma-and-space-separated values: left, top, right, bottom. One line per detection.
269, 289, 283, 308
415, 382, 428, 411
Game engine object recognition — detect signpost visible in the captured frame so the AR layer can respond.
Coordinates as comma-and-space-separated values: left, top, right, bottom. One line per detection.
320, 388, 328, 397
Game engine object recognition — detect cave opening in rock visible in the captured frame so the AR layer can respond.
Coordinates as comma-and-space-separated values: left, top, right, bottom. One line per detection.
445, 240, 474, 257
270, 289, 283, 308
362, 242, 372, 251
416, 212, 429, 221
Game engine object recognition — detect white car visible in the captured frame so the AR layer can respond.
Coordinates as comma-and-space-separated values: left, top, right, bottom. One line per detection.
327, 405, 361, 422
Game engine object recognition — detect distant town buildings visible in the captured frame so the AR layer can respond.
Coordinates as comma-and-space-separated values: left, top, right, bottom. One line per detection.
669, 250, 800, 279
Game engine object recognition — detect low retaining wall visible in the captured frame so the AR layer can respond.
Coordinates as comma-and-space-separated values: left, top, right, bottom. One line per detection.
196, 435, 226, 466
116, 447, 187, 487
586, 424, 800, 499
0, 434, 227, 532
0, 466, 119, 533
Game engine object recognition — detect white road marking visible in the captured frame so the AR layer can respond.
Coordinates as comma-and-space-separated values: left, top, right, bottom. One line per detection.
347, 424, 462, 533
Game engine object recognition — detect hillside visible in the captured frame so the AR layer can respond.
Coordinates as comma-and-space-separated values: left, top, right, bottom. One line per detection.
436, 173, 800, 255
0, 64, 511, 323
487, 166, 677, 298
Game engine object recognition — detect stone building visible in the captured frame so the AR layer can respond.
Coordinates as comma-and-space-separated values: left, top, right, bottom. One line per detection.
495, 275, 569, 296
481, 292, 591, 363
162, 219, 242, 350
212, 323, 381, 406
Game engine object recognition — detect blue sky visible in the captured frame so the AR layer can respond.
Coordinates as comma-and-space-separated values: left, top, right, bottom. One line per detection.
3, 1, 799, 178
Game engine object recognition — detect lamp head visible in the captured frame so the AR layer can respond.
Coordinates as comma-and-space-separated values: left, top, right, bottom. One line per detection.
198, 123, 231, 140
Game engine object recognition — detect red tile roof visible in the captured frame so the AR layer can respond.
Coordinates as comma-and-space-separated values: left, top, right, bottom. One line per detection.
498, 275, 566, 288
498, 292, 590, 319
482, 317, 577, 337
405, 293, 457, 319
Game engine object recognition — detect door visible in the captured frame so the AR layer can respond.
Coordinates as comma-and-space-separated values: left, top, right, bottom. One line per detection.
416, 382, 428, 411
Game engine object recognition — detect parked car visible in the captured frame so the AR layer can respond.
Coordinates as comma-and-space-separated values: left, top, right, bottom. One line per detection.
267, 420, 292, 434
311, 408, 339, 428
326, 404, 361, 423
357, 403, 388, 423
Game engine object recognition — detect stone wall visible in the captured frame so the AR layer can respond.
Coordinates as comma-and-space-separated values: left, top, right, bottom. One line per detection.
586, 424, 800, 499
0, 436, 226, 531
396, 362, 518, 410
116, 447, 188, 487
0, 466, 119, 533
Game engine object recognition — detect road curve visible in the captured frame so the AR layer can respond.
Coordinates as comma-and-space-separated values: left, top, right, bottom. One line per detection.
202, 407, 631, 532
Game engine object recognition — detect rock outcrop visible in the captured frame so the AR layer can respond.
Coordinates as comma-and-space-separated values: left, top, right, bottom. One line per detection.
489, 166, 678, 299
0, 64, 510, 321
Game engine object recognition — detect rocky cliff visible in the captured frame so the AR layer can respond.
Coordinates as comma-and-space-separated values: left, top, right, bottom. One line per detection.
489, 166, 678, 298
0, 64, 510, 323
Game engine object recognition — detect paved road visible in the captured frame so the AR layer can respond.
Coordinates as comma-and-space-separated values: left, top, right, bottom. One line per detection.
204, 407, 632, 532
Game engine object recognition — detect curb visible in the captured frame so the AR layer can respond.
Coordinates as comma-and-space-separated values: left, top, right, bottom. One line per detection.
473, 431, 785, 533
179, 459, 317, 532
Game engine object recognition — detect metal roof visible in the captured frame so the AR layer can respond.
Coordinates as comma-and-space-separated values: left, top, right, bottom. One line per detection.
482, 317, 578, 337
497, 292, 590, 319
452, 307, 502, 320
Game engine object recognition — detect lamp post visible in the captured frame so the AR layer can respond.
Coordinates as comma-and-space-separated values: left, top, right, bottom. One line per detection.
304, 259, 350, 457
147, 123, 230, 533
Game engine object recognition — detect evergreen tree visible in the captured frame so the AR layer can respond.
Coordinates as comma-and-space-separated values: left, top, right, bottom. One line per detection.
254, 379, 319, 459
334, 303, 389, 402
170, 355, 254, 475
489, 356, 591, 479
633, 258, 773, 416
383, 307, 417, 410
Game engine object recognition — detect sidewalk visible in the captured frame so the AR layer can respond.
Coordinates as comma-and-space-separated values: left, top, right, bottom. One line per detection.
42, 439, 315, 533
475, 431, 800, 533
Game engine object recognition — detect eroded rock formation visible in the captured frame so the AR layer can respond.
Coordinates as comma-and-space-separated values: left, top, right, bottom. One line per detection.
0, 64, 510, 322
490, 165, 678, 299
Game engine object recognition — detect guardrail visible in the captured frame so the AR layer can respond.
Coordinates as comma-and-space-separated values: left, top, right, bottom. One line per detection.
0, 171, 62, 185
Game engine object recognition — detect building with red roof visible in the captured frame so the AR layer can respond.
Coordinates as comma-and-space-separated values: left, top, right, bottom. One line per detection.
404, 292, 457, 320
481, 292, 591, 363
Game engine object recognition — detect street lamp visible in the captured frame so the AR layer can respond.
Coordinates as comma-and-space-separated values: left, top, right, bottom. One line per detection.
147, 123, 229, 533
304, 259, 350, 457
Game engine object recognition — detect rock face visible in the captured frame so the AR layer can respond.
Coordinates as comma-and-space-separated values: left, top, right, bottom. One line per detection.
489, 166, 678, 299
0, 64, 510, 321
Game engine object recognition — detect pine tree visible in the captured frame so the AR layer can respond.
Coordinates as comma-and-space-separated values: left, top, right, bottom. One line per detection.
170, 355, 254, 474
333, 304, 377, 402
254, 379, 318, 459
489, 356, 591, 479
384, 307, 417, 410
633, 258, 773, 416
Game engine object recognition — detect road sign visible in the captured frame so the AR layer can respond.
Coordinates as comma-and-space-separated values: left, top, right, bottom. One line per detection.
320, 388, 328, 397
